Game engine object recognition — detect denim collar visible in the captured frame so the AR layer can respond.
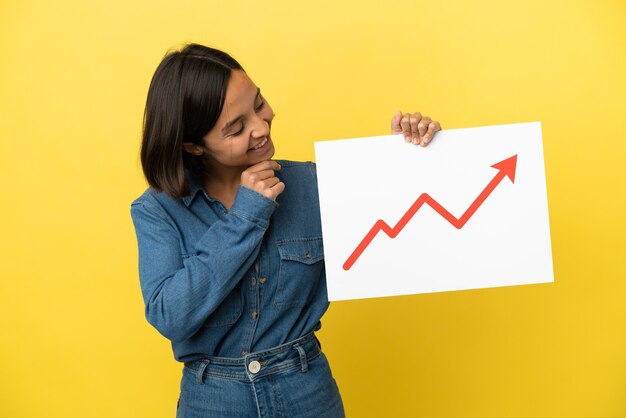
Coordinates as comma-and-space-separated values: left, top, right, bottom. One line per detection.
181, 172, 216, 207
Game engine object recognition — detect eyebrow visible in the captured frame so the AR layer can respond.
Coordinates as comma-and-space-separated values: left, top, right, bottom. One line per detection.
221, 88, 261, 135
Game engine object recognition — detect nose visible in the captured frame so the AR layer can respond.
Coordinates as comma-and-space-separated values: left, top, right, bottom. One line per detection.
251, 113, 272, 139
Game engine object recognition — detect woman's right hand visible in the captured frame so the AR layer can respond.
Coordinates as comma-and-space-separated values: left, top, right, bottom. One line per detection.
241, 160, 285, 201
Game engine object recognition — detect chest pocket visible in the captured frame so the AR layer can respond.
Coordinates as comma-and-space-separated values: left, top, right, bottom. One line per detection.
274, 238, 325, 310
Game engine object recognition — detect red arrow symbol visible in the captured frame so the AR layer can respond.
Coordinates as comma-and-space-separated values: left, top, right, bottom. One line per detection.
342, 155, 518, 271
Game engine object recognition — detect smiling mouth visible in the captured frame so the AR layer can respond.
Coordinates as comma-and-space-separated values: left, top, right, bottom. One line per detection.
249, 137, 268, 151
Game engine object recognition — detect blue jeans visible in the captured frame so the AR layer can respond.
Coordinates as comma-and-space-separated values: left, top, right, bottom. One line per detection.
177, 332, 345, 417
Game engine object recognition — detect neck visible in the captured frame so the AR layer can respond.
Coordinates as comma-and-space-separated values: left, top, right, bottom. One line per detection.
203, 164, 246, 209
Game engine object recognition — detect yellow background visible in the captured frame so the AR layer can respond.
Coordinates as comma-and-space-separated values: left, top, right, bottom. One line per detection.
1, 0, 625, 417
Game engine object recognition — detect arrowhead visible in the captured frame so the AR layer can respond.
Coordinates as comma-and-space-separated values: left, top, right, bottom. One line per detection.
491, 155, 518, 183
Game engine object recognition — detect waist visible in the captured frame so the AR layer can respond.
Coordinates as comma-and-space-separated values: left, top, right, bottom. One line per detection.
184, 331, 321, 382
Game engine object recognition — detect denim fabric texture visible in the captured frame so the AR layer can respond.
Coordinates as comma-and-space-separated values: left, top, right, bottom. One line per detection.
130, 161, 330, 363
177, 332, 345, 418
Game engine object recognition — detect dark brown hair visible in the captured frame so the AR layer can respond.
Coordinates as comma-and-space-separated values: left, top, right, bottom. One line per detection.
140, 44, 244, 198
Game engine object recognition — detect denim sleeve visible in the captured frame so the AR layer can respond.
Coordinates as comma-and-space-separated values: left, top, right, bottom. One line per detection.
130, 185, 278, 342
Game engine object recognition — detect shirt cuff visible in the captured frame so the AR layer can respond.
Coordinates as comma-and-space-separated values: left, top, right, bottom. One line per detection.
230, 185, 278, 227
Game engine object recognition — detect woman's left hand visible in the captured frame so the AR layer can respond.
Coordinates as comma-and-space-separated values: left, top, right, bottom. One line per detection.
391, 111, 442, 146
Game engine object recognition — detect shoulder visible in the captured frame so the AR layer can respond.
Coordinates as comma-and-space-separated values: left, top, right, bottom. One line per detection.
131, 188, 163, 209
274, 160, 320, 207
275, 159, 315, 169
275, 160, 317, 181
130, 187, 177, 221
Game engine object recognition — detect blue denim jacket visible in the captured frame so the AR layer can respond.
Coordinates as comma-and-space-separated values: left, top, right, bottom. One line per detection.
130, 161, 328, 362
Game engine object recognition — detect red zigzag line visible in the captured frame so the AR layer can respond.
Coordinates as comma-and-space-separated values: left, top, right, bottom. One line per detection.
342, 155, 518, 271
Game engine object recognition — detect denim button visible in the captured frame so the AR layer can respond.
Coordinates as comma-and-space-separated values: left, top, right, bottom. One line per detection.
248, 360, 261, 374
251, 277, 257, 286
251, 311, 258, 319
259, 277, 267, 284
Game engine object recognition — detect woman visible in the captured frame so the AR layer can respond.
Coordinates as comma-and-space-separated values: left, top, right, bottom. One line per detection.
131, 43, 441, 418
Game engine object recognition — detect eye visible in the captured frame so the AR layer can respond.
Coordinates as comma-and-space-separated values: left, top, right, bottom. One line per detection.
230, 126, 244, 136
255, 98, 265, 112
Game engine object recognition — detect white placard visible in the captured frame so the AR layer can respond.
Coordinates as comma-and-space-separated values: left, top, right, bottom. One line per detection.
314, 122, 554, 301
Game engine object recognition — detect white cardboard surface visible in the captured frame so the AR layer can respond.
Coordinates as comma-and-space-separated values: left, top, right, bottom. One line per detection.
314, 122, 554, 301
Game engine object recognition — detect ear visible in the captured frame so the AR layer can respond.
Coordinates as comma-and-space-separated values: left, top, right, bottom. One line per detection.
183, 142, 204, 156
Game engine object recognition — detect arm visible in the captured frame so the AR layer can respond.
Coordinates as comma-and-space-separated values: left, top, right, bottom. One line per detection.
130, 185, 277, 342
